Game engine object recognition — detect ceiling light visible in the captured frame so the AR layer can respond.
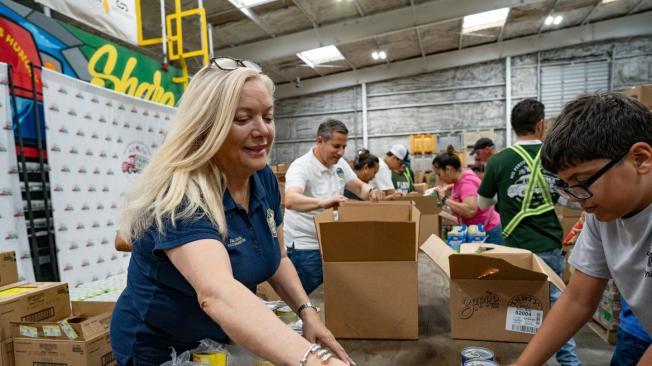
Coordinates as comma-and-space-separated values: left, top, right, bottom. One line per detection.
297, 45, 345, 68
553, 15, 563, 25
228, 0, 274, 8
378, 51, 387, 60
544, 15, 554, 25
462, 7, 510, 33
371, 51, 379, 60
601, 0, 619, 3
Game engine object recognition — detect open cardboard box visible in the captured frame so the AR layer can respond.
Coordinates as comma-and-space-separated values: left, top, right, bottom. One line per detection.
0, 252, 18, 288
394, 196, 441, 246
12, 302, 115, 366
421, 235, 565, 343
314, 201, 420, 339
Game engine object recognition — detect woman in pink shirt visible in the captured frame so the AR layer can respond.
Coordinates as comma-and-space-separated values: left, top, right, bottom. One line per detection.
433, 145, 503, 244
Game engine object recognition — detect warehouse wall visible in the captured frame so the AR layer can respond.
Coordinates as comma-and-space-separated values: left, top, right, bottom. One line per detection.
271, 36, 652, 164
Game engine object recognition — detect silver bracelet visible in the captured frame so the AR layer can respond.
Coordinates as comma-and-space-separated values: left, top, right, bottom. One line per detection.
299, 343, 335, 366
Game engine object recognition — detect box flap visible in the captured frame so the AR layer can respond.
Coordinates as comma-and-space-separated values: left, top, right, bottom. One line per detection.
339, 201, 413, 222
534, 255, 566, 290
71, 301, 115, 316
395, 196, 441, 215
319, 222, 417, 262
449, 254, 548, 281
420, 235, 455, 276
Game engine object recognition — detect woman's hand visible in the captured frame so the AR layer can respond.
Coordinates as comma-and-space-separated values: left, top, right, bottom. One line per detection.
434, 184, 453, 198
301, 311, 356, 366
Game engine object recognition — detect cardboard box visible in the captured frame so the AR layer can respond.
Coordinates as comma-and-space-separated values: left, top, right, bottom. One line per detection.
1, 339, 13, 366
622, 84, 652, 110
559, 217, 578, 239
556, 205, 582, 218
421, 236, 565, 343
0, 253, 18, 288
412, 183, 427, 194
12, 301, 114, 366
395, 196, 441, 246
0, 282, 70, 341
315, 201, 420, 339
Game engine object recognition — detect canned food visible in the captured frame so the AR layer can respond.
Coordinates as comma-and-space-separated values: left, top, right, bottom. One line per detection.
463, 361, 498, 366
252, 360, 275, 366
193, 351, 227, 366
461, 347, 495, 365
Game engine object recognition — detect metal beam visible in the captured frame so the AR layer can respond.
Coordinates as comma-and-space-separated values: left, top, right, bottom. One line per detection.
628, 0, 645, 14
409, 0, 426, 59
221, 0, 542, 62
352, 0, 365, 17
580, 0, 601, 25
240, 7, 276, 37
275, 12, 652, 99
497, 8, 511, 42
292, 0, 319, 28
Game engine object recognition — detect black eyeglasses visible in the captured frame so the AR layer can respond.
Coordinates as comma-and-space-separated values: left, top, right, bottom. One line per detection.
210, 57, 262, 72
553, 149, 630, 200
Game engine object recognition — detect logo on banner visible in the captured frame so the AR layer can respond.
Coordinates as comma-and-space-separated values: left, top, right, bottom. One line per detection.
121, 141, 151, 180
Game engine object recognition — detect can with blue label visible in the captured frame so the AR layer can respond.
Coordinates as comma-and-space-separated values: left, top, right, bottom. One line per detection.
461, 347, 495, 365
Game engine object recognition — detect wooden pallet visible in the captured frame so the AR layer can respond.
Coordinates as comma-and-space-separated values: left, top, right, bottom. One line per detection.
588, 319, 617, 345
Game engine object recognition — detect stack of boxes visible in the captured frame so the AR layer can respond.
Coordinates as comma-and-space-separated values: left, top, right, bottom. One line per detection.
271, 163, 288, 208
0, 250, 115, 366
593, 280, 621, 332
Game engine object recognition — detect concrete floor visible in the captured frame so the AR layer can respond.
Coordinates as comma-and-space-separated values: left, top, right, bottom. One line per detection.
546, 325, 615, 366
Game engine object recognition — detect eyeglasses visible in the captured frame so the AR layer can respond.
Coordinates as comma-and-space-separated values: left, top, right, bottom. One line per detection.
210, 57, 262, 72
553, 149, 629, 200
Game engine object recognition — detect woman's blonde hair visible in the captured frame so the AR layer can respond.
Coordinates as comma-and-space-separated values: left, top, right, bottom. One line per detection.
118, 64, 274, 240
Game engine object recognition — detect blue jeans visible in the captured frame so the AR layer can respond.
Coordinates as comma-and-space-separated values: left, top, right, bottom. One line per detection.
287, 244, 323, 295
538, 248, 582, 366
485, 225, 504, 244
611, 328, 651, 366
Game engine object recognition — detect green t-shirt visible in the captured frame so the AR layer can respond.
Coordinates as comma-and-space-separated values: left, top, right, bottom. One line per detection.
478, 143, 562, 253
392, 167, 414, 194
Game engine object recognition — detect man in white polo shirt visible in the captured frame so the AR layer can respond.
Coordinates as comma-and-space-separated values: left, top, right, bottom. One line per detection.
284, 119, 383, 294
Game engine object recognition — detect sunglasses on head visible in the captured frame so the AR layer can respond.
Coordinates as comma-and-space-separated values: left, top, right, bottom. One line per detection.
210, 57, 262, 72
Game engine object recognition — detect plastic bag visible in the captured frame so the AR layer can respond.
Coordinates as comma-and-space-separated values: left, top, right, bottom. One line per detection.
160, 348, 201, 366
160, 339, 231, 366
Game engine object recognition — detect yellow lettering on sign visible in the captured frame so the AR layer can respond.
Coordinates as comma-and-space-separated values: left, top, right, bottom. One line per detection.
4, 32, 33, 79
88, 44, 176, 106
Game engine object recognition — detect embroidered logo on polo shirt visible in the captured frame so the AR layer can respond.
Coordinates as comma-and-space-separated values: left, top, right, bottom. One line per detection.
645, 247, 652, 278
267, 208, 277, 237
228, 236, 246, 248
336, 167, 344, 179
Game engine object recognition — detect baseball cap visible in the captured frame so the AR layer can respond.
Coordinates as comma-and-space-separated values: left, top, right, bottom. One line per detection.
389, 144, 408, 161
470, 138, 495, 155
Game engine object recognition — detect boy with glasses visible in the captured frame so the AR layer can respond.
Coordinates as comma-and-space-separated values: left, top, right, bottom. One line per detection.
511, 93, 652, 366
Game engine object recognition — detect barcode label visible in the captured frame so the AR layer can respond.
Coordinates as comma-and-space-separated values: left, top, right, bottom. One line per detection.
505, 306, 543, 335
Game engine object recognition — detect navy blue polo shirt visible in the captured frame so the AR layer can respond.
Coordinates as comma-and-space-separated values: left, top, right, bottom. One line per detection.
110, 166, 283, 366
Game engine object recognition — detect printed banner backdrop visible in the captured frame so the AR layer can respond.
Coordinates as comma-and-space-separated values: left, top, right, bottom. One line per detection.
35, 0, 138, 45
0, 62, 35, 282
42, 68, 174, 287
1, 0, 183, 148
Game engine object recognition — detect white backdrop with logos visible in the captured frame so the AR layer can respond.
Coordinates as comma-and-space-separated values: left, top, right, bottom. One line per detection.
0, 63, 35, 282
35, 0, 139, 45
42, 68, 174, 287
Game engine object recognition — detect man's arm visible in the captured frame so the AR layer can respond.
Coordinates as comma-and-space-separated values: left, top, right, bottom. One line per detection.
638, 346, 652, 366
512, 270, 607, 366
285, 186, 346, 211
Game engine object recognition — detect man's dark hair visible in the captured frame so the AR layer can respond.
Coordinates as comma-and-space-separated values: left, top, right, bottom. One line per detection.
512, 99, 545, 136
541, 92, 652, 174
432, 145, 462, 170
317, 119, 348, 141
353, 149, 379, 170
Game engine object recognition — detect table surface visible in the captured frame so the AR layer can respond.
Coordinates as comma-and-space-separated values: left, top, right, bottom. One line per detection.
309, 252, 530, 366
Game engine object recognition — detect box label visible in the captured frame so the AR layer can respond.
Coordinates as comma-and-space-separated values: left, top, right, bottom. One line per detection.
505, 306, 543, 334
43, 324, 62, 337
59, 320, 79, 340
19, 325, 38, 338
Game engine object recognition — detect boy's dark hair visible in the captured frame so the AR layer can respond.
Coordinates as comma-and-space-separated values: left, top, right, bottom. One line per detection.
317, 119, 348, 141
432, 145, 462, 170
353, 149, 379, 170
512, 99, 545, 136
541, 92, 652, 174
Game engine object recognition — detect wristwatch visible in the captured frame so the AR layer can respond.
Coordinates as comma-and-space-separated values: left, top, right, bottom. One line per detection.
297, 301, 320, 317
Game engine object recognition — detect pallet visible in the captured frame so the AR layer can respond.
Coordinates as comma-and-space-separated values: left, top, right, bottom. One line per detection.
588, 319, 617, 345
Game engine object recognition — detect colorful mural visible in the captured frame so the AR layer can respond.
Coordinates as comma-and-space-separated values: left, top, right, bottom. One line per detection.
0, 0, 182, 147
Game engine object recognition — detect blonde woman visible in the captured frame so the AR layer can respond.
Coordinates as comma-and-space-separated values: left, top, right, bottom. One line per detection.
110, 59, 353, 366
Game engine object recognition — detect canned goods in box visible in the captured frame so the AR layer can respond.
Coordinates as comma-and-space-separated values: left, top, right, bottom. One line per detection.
461, 347, 495, 365
193, 351, 227, 366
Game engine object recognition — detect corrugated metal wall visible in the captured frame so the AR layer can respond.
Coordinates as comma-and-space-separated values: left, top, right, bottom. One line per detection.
271, 36, 652, 164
